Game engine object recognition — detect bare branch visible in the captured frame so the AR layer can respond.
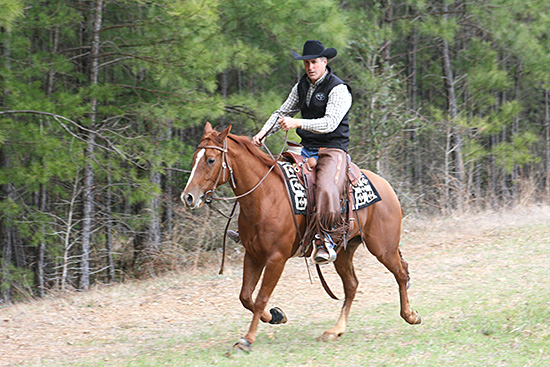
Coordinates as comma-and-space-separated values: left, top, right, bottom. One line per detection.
0, 110, 147, 169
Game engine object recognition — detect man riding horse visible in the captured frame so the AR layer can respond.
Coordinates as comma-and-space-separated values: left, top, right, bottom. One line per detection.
233, 40, 352, 264
182, 42, 421, 347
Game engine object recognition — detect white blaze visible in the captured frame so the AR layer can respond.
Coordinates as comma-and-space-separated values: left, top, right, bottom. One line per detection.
183, 148, 205, 193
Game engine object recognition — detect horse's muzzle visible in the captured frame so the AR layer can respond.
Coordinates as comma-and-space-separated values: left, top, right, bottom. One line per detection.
181, 191, 204, 209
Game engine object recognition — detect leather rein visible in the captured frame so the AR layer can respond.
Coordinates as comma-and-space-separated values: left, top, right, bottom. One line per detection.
197, 137, 278, 202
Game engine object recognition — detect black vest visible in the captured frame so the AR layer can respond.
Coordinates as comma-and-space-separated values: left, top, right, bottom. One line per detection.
296, 67, 351, 152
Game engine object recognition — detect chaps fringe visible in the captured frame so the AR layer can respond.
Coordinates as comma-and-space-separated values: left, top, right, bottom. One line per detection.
305, 211, 348, 249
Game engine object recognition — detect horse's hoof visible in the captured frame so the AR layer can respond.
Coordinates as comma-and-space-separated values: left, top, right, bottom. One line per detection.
404, 310, 422, 325
269, 307, 288, 324
228, 338, 252, 355
317, 332, 341, 342
412, 311, 422, 324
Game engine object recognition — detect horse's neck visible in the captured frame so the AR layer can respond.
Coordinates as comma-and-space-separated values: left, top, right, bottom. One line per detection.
228, 143, 281, 208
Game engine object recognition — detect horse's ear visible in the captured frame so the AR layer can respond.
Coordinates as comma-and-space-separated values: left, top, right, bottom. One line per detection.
218, 124, 232, 142
204, 121, 213, 134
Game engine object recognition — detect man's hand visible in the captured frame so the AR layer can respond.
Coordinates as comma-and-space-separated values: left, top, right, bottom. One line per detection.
279, 116, 301, 131
252, 131, 267, 147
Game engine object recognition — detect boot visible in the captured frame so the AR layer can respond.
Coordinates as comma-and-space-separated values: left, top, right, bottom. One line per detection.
312, 234, 336, 264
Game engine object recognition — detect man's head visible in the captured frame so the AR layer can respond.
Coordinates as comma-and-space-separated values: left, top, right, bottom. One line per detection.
303, 57, 327, 83
292, 40, 337, 83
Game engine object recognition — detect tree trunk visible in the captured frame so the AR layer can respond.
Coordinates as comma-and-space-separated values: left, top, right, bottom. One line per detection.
1, 223, 13, 304
380, 0, 393, 68
81, 0, 103, 290
148, 168, 162, 252
511, 64, 522, 202
106, 163, 115, 283
81, 143, 94, 290
0, 149, 14, 304
37, 26, 59, 297
0, 27, 12, 304
408, 25, 422, 189
47, 26, 59, 96
545, 89, 550, 200
164, 125, 174, 239
440, 3, 464, 212
444, 122, 451, 213
38, 185, 47, 297
62, 176, 80, 290
375, 0, 394, 175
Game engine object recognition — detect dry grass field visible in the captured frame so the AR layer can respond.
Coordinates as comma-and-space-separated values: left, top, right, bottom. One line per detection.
1, 205, 549, 366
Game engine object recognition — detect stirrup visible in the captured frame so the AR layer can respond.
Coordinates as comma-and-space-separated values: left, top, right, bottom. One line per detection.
312, 235, 336, 265
227, 230, 240, 243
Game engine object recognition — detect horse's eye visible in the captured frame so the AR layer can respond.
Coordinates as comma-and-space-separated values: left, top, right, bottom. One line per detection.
207, 157, 216, 165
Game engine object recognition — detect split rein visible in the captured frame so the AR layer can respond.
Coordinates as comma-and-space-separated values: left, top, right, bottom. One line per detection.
198, 132, 289, 203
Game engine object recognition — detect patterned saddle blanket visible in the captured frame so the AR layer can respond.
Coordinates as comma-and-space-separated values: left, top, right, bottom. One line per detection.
278, 160, 381, 215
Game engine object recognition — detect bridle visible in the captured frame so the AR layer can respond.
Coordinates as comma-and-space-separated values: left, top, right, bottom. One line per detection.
197, 137, 235, 200
197, 114, 286, 202
196, 135, 281, 202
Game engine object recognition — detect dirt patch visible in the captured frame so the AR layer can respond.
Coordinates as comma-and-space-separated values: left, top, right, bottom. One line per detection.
2, 205, 550, 366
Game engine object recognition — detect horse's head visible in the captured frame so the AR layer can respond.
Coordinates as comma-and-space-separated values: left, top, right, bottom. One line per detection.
181, 122, 232, 209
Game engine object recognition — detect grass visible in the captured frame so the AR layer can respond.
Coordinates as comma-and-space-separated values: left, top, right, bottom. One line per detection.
19, 219, 550, 367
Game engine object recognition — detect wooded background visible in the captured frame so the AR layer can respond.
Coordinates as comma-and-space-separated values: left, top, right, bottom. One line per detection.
1, 0, 549, 303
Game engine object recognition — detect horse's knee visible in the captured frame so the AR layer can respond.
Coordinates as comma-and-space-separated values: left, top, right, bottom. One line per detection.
335, 265, 359, 300
239, 292, 253, 311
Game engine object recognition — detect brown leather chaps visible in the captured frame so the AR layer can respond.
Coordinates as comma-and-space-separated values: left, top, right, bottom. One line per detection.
307, 148, 349, 247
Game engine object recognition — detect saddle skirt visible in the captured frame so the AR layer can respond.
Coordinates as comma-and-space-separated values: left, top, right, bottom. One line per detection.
278, 151, 381, 216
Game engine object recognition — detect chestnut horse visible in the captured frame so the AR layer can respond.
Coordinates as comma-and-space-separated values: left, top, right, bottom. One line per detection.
182, 122, 421, 351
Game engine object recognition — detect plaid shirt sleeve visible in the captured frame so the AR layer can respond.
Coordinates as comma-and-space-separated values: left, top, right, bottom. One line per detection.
259, 82, 352, 136
298, 84, 352, 134
259, 83, 301, 136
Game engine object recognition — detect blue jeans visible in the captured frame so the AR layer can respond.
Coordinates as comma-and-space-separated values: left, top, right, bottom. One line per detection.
301, 146, 319, 160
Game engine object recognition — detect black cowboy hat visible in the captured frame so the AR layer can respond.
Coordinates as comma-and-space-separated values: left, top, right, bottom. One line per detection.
291, 40, 337, 60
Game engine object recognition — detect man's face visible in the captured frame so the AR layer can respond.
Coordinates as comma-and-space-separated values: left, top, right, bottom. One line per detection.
303, 57, 327, 83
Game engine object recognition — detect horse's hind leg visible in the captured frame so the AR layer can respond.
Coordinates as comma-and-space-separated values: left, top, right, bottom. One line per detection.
376, 247, 421, 325
319, 245, 359, 341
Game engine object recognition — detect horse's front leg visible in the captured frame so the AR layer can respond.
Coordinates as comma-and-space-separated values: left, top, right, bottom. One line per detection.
239, 252, 265, 314
239, 252, 283, 323
236, 253, 287, 351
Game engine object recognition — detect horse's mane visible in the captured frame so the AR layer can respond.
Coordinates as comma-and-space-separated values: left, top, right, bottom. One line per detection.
228, 134, 278, 168
201, 129, 280, 172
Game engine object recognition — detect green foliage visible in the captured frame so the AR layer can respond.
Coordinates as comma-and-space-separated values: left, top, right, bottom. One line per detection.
492, 131, 540, 173
466, 101, 522, 135
418, 14, 459, 42
2, 0, 550, 300
0, 0, 24, 30
463, 40, 513, 110
1, 264, 34, 297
